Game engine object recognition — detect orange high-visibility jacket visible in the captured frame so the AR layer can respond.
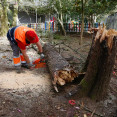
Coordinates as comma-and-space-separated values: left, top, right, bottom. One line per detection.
14, 26, 35, 46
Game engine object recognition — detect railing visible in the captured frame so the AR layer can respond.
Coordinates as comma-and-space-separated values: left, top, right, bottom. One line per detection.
27, 22, 103, 32
58, 22, 101, 32
27, 22, 55, 32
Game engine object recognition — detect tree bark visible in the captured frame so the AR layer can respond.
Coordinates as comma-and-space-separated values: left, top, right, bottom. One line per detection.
53, 2, 66, 36
76, 34, 96, 82
12, 0, 18, 26
91, 14, 94, 27
59, 21, 66, 36
0, 3, 3, 35
80, 0, 84, 45
0, 0, 8, 36
67, 27, 117, 101
43, 43, 78, 92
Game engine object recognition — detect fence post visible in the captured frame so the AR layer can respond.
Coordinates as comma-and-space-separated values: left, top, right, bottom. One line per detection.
58, 23, 60, 31
79, 23, 81, 32
99, 23, 100, 26
103, 23, 105, 27
65, 23, 67, 32
88, 23, 91, 31
74, 23, 75, 32
96, 23, 98, 28
53, 21, 54, 31
86, 23, 88, 31
84, 23, 86, 31
49, 22, 50, 31
45, 22, 46, 31
51, 22, 52, 31
69, 23, 70, 32
76, 23, 77, 32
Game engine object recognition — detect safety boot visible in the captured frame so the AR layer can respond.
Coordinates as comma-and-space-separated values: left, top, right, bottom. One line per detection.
15, 66, 23, 73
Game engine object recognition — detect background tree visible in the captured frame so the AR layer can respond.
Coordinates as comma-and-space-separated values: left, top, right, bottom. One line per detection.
12, 0, 20, 26
74, 0, 117, 44
0, 2, 3, 35
85, 0, 117, 24
47, 0, 73, 36
0, 0, 8, 36
74, 0, 90, 45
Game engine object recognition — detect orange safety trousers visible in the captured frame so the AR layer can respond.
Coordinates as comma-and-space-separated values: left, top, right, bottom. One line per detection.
13, 53, 26, 66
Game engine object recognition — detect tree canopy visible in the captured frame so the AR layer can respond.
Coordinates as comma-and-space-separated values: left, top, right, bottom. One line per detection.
0, 0, 117, 36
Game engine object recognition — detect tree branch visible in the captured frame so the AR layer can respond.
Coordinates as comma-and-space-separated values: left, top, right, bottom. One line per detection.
77, 102, 104, 117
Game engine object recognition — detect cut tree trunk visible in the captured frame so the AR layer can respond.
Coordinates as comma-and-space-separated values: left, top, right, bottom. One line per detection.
67, 26, 117, 101
76, 34, 96, 82
43, 43, 78, 92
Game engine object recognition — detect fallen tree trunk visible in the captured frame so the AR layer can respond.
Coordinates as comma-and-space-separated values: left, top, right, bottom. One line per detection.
43, 43, 78, 92
67, 26, 117, 101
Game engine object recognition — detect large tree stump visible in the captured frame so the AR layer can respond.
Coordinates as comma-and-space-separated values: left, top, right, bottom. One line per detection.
67, 26, 117, 101
43, 43, 78, 92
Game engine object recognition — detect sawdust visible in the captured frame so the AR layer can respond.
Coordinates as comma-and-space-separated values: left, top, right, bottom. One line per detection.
0, 70, 51, 91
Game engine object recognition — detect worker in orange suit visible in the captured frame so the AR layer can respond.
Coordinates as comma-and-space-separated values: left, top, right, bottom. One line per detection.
7, 26, 44, 73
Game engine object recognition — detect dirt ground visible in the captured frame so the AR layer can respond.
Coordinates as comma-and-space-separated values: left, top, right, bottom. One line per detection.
0, 34, 117, 117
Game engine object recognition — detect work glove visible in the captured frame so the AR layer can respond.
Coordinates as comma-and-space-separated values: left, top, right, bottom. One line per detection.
27, 62, 35, 69
40, 53, 45, 59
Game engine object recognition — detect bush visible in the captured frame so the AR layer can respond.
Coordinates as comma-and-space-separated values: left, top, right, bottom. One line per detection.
53, 34, 61, 40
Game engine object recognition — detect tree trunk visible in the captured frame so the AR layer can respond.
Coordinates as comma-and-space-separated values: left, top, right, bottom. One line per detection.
43, 43, 78, 92
0, 3, 3, 35
53, 3, 66, 36
0, 0, 8, 36
91, 14, 94, 27
80, 0, 84, 45
60, 21, 66, 36
76, 34, 96, 82
59, 0, 66, 36
67, 27, 117, 101
12, 0, 18, 26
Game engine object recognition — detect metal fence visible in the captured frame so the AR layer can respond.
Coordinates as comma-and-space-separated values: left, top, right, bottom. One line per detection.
26, 22, 103, 32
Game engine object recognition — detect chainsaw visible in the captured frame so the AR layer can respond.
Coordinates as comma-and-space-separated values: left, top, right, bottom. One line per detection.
33, 58, 46, 68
